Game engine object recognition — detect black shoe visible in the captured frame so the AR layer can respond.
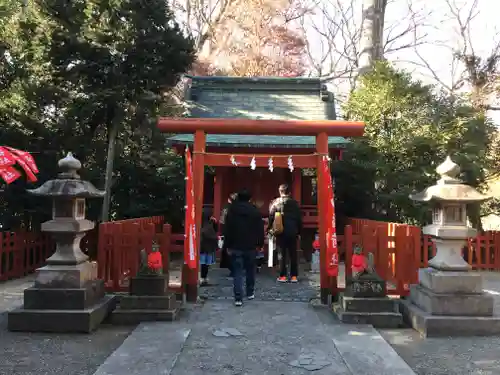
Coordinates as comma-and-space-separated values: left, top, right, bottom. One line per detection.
235, 300, 243, 306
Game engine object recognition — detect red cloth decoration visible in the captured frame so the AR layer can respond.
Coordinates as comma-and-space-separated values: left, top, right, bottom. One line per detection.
0, 147, 16, 168
147, 252, 163, 270
5, 147, 39, 173
0, 166, 22, 184
312, 239, 320, 251
0, 146, 39, 184
352, 254, 368, 274
4, 147, 37, 182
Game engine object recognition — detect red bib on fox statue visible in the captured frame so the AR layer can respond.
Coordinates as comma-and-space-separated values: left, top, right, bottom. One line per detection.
352, 253, 367, 274
147, 251, 163, 270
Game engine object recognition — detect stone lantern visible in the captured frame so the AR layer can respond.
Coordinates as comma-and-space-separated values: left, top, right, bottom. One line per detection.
411, 156, 487, 271
400, 156, 500, 337
8, 153, 115, 333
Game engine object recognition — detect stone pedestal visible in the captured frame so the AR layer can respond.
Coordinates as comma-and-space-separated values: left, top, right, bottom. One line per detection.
333, 275, 402, 328
111, 275, 180, 325
400, 267, 500, 337
8, 261, 116, 333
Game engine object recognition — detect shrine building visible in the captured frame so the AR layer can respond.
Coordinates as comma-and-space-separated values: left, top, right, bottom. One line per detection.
167, 76, 349, 238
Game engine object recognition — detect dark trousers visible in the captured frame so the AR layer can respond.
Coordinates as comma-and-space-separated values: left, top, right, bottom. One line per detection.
230, 249, 256, 301
201, 264, 209, 279
277, 235, 298, 277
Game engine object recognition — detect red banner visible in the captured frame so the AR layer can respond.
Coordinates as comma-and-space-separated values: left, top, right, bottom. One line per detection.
322, 156, 338, 277
184, 147, 197, 269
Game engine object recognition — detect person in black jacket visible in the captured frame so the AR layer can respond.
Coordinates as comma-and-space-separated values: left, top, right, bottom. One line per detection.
223, 189, 264, 306
268, 184, 303, 283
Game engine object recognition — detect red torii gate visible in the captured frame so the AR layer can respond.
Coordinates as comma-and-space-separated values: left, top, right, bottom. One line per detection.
157, 118, 365, 303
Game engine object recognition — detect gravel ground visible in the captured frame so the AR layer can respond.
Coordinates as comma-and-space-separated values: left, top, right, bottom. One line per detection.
380, 271, 500, 375
380, 328, 500, 375
0, 277, 134, 375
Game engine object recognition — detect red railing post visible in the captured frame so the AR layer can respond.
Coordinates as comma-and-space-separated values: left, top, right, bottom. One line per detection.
376, 226, 389, 294
344, 225, 353, 280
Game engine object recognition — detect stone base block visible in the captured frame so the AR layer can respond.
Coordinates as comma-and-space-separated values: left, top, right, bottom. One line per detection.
23, 280, 105, 310
410, 285, 493, 316
7, 295, 116, 333
344, 276, 386, 298
119, 294, 176, 310
333, 304, 402, 328
34, 261, 98, 289
130, 275, 169, 296
341, 295, 398, 313
418, 268, 483, 294
110, 308, 179, 325
400, 299, 500, 337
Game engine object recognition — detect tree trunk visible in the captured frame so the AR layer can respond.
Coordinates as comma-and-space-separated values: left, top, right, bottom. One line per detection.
358, 0, 387, 74
100, 121, 119, 223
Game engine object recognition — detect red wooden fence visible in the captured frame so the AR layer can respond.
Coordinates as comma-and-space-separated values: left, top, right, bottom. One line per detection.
0, 231, 55, 281
6, 213, 500, 300
96, 216, 177, 292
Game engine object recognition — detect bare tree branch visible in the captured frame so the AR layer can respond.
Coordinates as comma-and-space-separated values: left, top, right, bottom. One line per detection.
297, 0, 430, 101
409, 0, 499, 103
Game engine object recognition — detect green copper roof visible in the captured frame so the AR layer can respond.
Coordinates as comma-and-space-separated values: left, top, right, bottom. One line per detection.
167, 76, 348, 148
170, 134, 348, 148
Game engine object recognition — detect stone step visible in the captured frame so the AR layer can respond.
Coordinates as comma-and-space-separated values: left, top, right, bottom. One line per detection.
110, 308, 180, 325
333, 304, 403, 328
400, 299, 500, 337
118, 294, 176, 311
23, 280, 105, 310
409, 285, 494, 316
8, 295, 116, 333
340, 295, 398, 313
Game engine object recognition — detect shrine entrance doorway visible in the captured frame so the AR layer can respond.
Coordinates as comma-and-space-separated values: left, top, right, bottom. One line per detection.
158, 118, 365, 304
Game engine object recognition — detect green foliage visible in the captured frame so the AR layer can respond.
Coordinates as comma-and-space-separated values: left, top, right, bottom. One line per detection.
337, 62, 496, 227
0, 0, 194, 229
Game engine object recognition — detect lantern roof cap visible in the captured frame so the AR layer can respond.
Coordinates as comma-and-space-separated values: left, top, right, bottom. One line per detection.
27, 152, 105, 198
409, 156, 490, 203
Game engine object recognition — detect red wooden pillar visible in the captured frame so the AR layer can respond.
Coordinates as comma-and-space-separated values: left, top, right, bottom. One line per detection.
186, 130, 205, 302
316, 132, 330, 304
213, 167, 224, 222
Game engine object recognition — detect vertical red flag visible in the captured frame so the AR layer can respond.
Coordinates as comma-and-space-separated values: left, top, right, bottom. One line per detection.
184, 147, 197, 269
323, 156, 338, 277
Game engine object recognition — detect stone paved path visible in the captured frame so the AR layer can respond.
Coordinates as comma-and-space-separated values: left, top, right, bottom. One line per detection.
198, 265, 322, 302
93, 300, 416, 375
